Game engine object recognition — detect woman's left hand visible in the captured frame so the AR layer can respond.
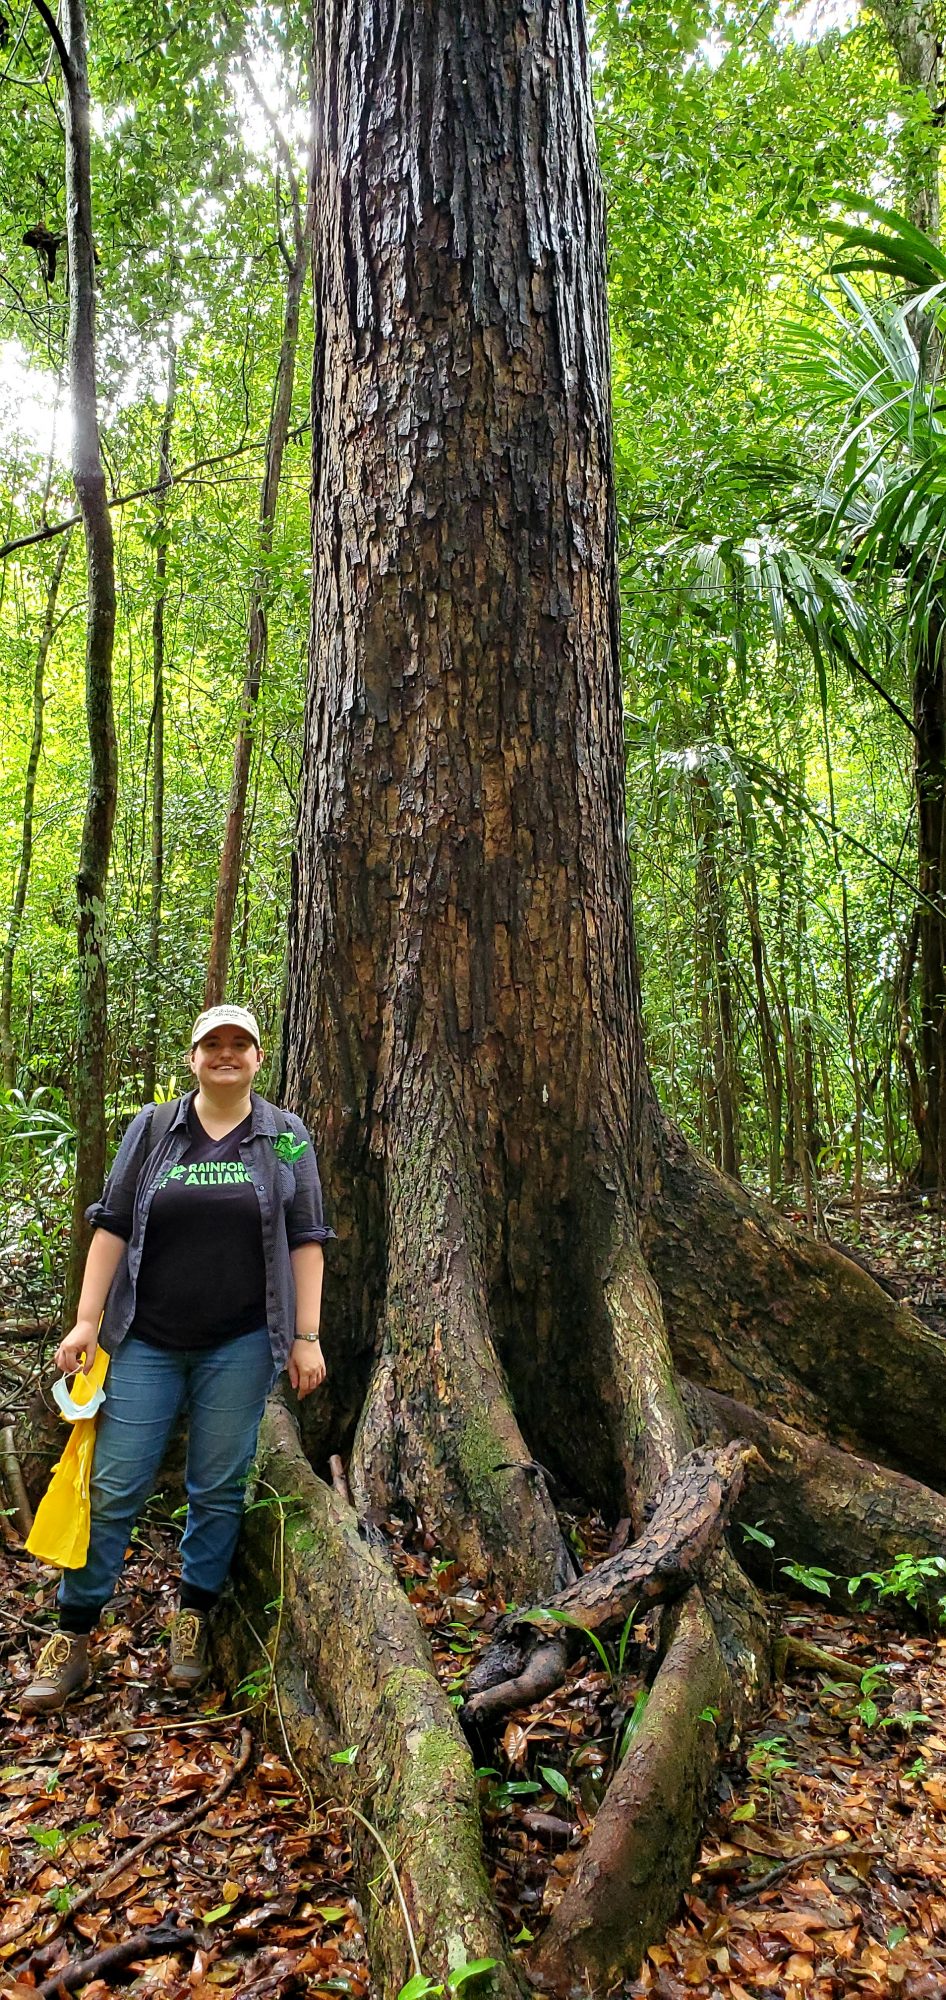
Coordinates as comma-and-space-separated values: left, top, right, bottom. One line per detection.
288, 1337, 327, 1398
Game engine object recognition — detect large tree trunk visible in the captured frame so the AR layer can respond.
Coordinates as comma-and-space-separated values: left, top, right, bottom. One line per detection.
272, 0, 946, 1989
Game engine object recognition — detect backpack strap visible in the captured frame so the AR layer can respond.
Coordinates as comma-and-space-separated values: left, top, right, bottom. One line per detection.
144, 1098, 178, 1159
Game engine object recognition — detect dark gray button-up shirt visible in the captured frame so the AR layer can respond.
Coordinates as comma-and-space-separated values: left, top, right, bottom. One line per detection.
87, 1092, 333, 1369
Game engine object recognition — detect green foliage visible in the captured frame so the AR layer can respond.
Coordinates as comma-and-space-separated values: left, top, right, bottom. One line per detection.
397, 1961, 498, 1999
781, 1561, 836, 1598
849, 1552, 946, 1621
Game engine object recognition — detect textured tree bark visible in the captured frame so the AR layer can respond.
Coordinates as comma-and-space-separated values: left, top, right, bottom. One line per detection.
274, 0, 940, 1989
0, 530, 71, 1088
204, 95, 315, 1008
682, 1381, 946, 1598
142, 339, 175, 1106
534, 1592, 730, 1993
642, 1114, 946, 1487
866, 0, 941, 244
33, 0, 119, 1327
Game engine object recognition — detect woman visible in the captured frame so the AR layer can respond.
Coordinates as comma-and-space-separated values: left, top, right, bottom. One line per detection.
20, 1004, 332, 1714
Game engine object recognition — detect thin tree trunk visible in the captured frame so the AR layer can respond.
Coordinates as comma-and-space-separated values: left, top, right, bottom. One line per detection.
867, 0, 941, 244
31, 0, 119, 1325
0, 531, 72, 1088
897, 909, 926, 1164
913, 605, 946, 1187
738, 843, 783, 1199
204, 103, 315, 1008
141, 340, 176, 1106
692, 766, 740, 1179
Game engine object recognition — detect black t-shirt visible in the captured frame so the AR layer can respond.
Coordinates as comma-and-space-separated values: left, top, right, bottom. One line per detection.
126, 1104, 267, 1350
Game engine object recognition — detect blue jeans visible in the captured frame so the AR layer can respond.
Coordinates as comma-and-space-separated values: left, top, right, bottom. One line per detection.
58, 1327, 276, 1625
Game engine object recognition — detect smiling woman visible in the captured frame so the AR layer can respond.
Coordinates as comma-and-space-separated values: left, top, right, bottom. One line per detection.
19, 1001, 333, 1716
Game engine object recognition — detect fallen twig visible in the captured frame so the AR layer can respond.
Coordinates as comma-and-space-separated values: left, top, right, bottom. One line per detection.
732, 1838, 877, 1902
33, 1915, 198, 1996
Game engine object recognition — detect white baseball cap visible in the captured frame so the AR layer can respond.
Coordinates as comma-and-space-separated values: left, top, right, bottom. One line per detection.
191, 1004, 261, 1047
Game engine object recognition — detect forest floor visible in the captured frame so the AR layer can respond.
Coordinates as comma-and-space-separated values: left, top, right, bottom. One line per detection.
0, 1181, 944, 2000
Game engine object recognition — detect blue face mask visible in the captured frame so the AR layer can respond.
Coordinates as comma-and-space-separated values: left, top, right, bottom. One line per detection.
52, 1374, 107, 1423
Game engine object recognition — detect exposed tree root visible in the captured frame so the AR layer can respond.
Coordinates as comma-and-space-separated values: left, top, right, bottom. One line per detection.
464, 1442, 760, 1723
683, 1380, 946, 1599
220, 1399, 524, 1999
349, 1068, 574, 1599
643, 1117, 946, 1487
532, 1591, 731, 1994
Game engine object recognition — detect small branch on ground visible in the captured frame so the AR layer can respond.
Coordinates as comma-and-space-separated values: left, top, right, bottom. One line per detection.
33, 1916, 198, 1996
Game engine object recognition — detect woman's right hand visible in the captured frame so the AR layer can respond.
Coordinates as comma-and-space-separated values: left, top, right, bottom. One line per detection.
55, 1320, 99, 1376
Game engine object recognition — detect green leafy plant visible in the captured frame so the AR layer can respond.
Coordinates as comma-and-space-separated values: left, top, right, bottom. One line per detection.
780, 1560, 836, 1598
740, 1520, 775, 1551
519, 1602, 635, 1680
396, 1959, 497, 1998
849, 1553, 946, 1625
618, 1687, 649, 1759
616, 1602, 639, 1674
739, 1734, 796, 1821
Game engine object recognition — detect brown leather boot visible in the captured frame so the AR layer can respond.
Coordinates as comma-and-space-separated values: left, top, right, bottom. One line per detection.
20, 1632, 92, 1715
168, 1609, 211, 1693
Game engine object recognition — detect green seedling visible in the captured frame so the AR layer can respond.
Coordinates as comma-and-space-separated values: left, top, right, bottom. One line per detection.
618, 1686, 649, 1759
849, 1553, 946, 1627
740, 1521, 775, 1550
781, 1560, 836, 1598
397, 1959, 498, 1998
519, 1604, 613, 1678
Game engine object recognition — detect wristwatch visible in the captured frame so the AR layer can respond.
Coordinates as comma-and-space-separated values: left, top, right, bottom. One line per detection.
296, 1331, 322, 1344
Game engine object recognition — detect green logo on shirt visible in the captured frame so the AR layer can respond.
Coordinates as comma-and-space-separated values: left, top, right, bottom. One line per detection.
272, 1132, 307, 1163
156, 1160, 253, 1190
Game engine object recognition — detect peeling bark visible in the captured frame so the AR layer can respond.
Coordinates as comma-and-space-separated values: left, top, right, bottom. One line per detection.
466, 1442, 760, 1721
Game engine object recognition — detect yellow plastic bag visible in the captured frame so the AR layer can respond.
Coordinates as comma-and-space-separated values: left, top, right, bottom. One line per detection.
26, 1347, 110, 1568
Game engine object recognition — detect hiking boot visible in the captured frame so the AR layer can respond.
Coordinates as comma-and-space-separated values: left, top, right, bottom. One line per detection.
20, 1632, 91, 1715
168, 1608, 211, 1692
